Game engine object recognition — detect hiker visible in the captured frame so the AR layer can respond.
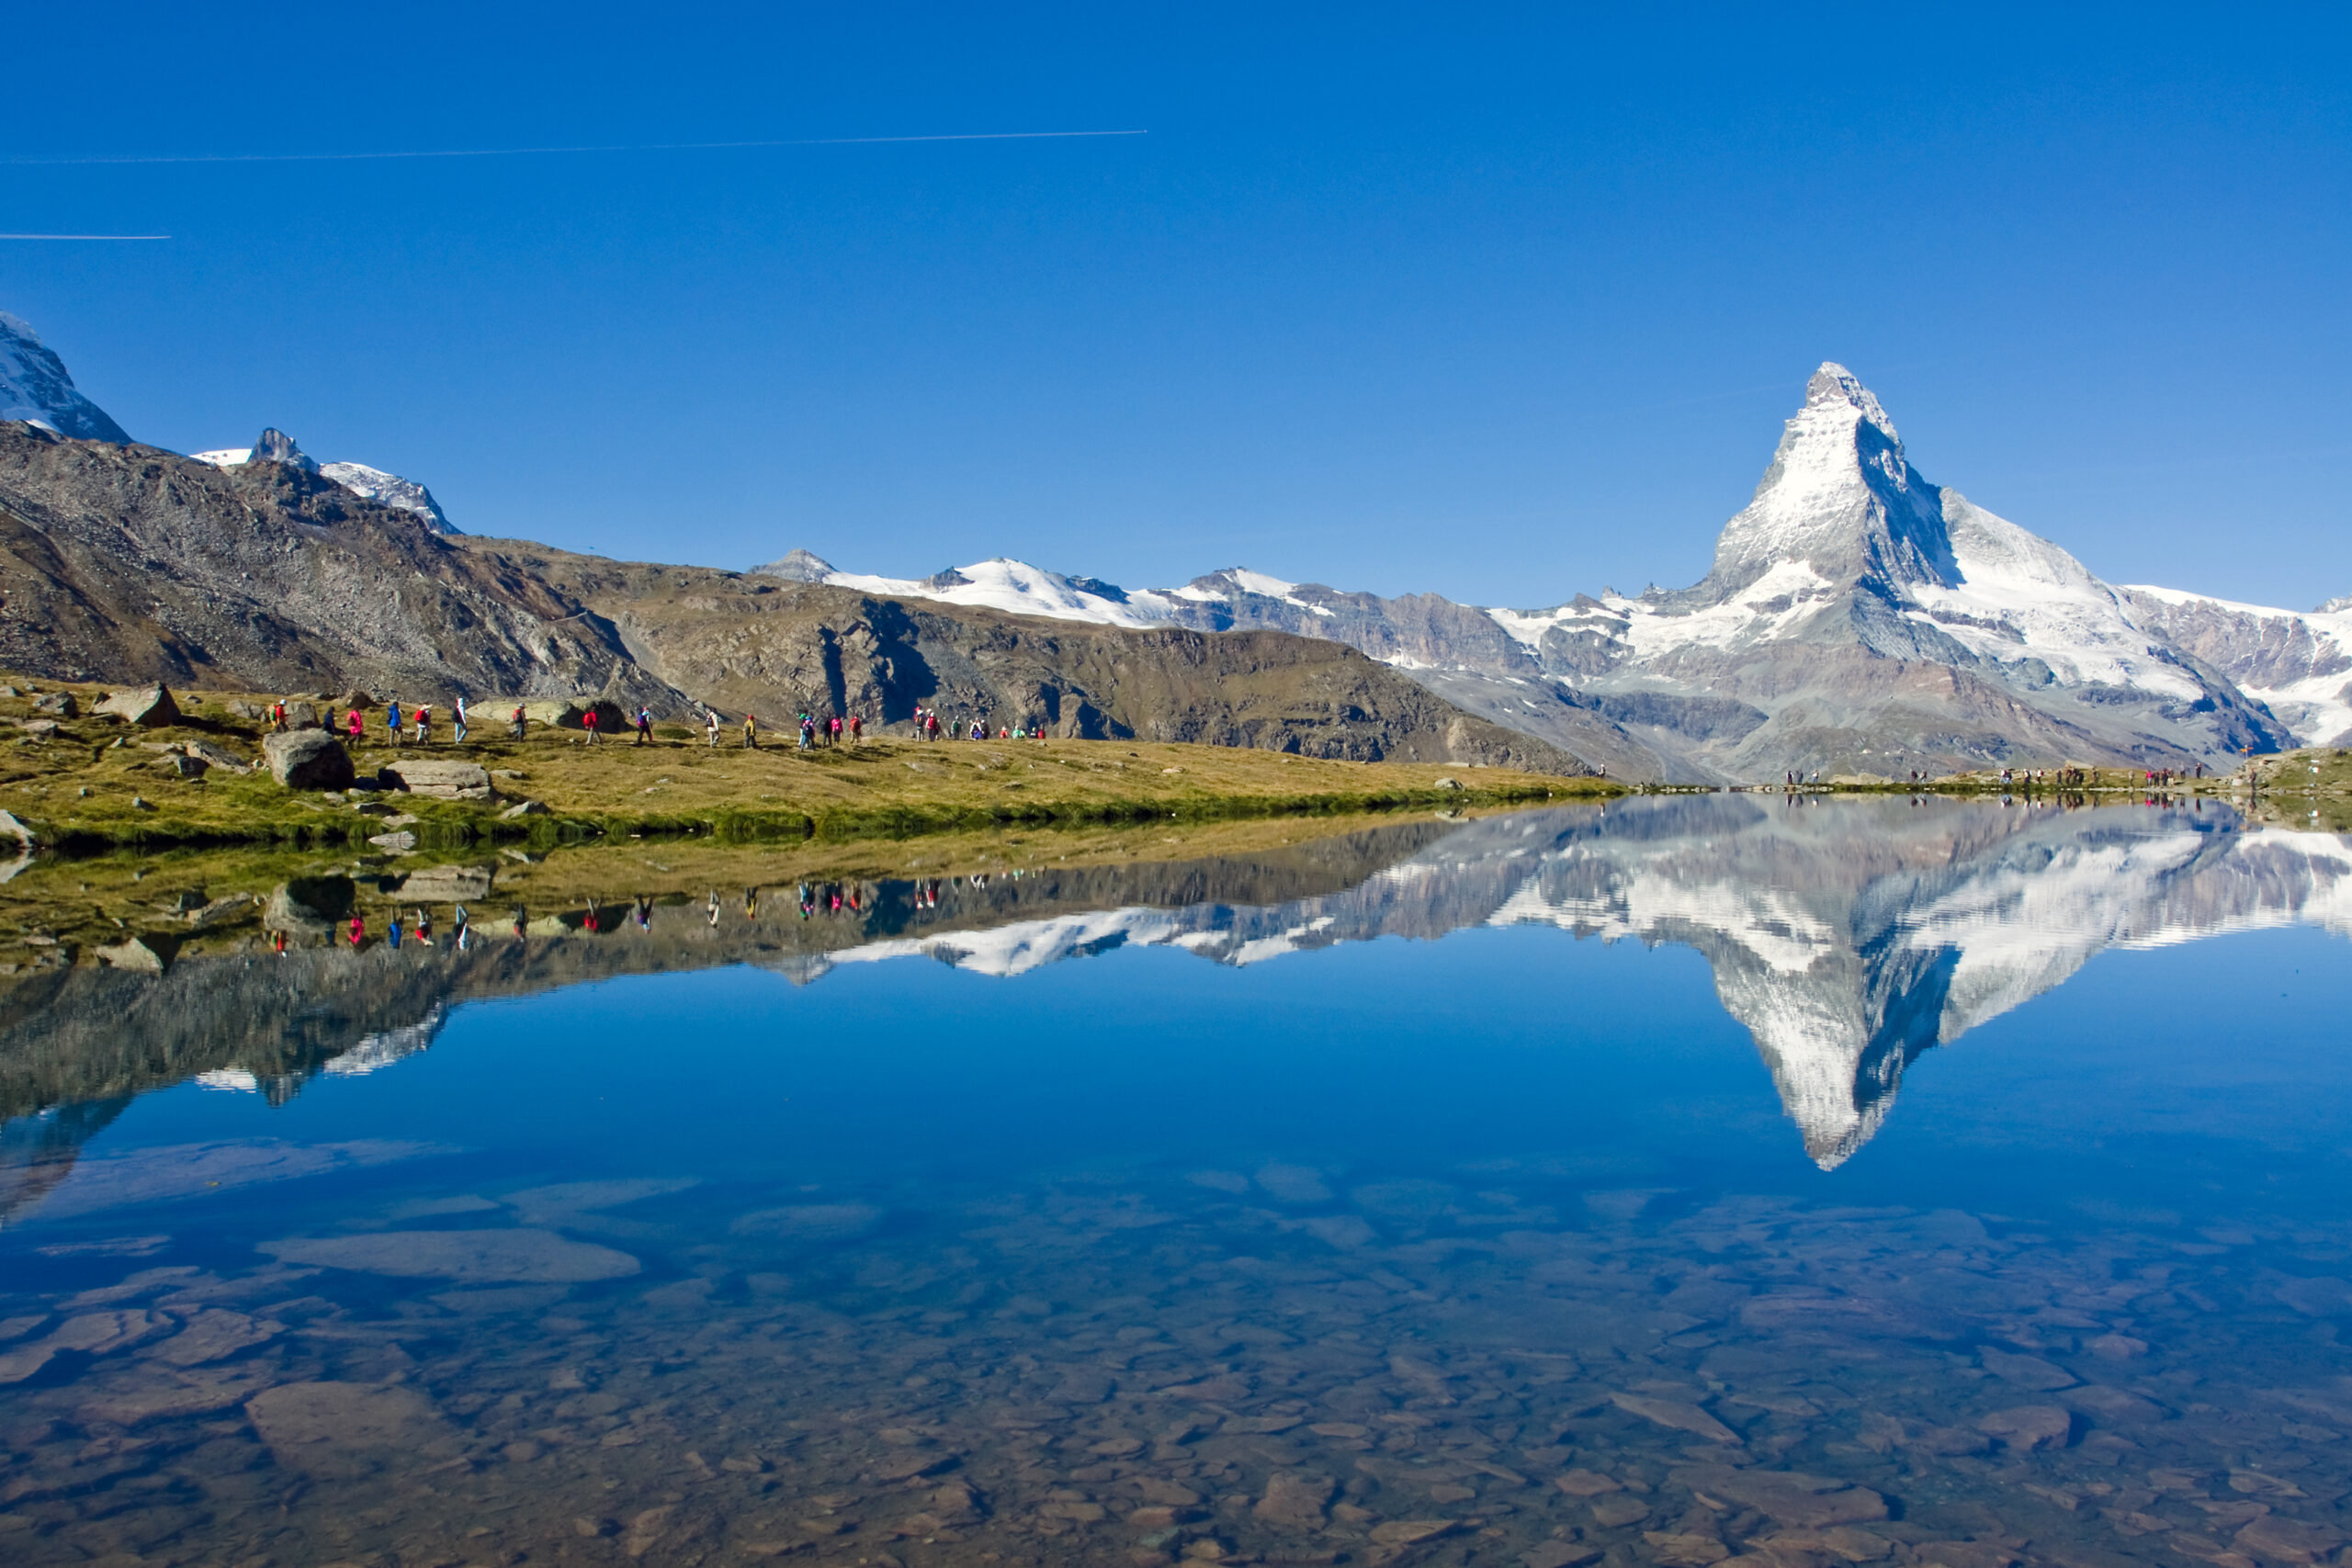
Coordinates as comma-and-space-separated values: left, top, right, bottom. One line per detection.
414, 702, 432, 743
743, 713, 758, 749
635, 705, 652, 745
271, 700, 288, 732
346, 708, 363, 739
706, 707, 721, 747
387, 697, 402, 740
849, 714, 863, 743
797, 713, 814, 750
583, 706, 600, 744
829, 714, 842, 745
510, 703, 526, 739
453, 695, 469, 744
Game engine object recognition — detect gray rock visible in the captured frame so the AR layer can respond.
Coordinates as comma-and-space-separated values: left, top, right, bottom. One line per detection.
97, 684, 181, 727
500, 798, 549, 818
96, 936, 172, 974
398, 863, 494, 901
382, 759, 492, 800
166, 753, 208, 779
186, 893, 257, 930
261, 729, 356, 790
1433, 776, 1464, 790
0, 810, 35, 849
184, 739, 251, 773
32, 691, 77, 717
286, 700, 322, 729
15, 718, 56, 738
258, 1228, 641, 1282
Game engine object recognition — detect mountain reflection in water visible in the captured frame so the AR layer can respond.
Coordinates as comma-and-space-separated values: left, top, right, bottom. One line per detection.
3, 796, 2346, 1221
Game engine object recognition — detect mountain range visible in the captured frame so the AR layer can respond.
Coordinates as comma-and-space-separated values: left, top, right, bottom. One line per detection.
4, 310, 2345, 780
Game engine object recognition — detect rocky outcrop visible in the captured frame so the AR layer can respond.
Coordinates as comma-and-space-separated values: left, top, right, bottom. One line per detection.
0, 424, 672, 707
96, 684, 180, 727
382, 760, 492, 800
262, 730, 356, 790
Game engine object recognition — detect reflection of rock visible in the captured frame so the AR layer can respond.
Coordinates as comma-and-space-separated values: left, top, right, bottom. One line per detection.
258, 1227, 641, 1282
729, 1202, 887, 1244
245, 1381, 463, 1478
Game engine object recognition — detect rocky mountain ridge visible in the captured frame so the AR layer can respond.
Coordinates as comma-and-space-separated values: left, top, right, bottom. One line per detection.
763, 367, 2326, 779
192, 428, 458, 535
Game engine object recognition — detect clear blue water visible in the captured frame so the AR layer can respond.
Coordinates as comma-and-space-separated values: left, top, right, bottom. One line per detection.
3, 796, 2349, 1568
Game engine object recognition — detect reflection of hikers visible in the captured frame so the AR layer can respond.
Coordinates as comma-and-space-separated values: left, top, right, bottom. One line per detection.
744, 886, 759, 919
511, 905, 527, 940
706, 889, 719, 928
388, 913, 403, 950
584, 898, 601, 934
454, 904, 470, 951
510, 703, 526, 739
635, 705, 652, 745
348, 915, 364, 949
414, 908, 433, 945
634, 896, 651, 931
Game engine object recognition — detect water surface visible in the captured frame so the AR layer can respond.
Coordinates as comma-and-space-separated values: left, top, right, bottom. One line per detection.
3, 796, 2349, 1568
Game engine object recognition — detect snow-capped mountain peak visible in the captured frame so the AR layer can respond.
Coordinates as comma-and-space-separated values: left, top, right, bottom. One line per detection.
191, 429, 458, 534
0, 312, 132, 444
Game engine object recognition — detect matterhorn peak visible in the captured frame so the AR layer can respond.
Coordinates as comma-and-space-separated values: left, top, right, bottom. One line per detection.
1805, 361, 1900, 446
0, 310, 133, 444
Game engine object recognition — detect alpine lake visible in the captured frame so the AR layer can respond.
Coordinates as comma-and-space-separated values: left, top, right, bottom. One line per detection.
2, 791, 2350, 1568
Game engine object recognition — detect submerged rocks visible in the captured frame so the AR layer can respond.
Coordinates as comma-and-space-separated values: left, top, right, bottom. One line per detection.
1668, 1465, 1889, 1528
262, 728, 356, 790
245, 1381, 461, 1478
257, 1227, 641, 1282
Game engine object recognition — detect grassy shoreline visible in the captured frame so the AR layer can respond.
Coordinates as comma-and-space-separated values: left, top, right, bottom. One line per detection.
0, 679, 1611, 855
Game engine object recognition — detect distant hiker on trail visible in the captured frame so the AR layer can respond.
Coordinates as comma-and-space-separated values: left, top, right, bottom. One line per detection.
346, 708, 363, 739
271, 700, 287, 732
798, 714, 814, 750
849, 714, 862, 743
705, 707, 720, 747
743, 714, 758, 749
635, 705, 652, 745
929, 712, 941, 741
387, 698, 401, 740
413, 703, 432, 743
829, 714, 842, 745
510, 703, 526, 739
582, 706, 600, 744
453, 695, 469, 744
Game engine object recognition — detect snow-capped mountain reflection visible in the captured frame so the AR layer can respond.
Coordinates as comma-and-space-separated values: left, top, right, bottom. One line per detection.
816, 797, 2352, 1165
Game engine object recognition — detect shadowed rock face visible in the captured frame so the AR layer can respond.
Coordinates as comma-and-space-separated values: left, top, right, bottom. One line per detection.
2, 803, 2346, 1210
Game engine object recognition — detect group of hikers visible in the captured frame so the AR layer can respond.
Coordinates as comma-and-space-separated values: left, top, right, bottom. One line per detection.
265, 690, 1055, 752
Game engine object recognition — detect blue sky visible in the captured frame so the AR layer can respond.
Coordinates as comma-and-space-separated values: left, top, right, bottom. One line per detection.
5, 4, 2346, 607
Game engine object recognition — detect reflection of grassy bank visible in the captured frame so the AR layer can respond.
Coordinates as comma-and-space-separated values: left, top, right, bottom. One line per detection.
0, 805, 1565, 973
0, 680, 1604, 853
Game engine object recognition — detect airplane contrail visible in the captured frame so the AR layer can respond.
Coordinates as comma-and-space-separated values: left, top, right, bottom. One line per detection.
0, 232, 171, 240
3, 130, 1148, 167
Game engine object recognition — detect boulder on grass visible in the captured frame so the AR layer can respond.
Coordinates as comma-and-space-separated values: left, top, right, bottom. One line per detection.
510, 697, 627, 733
32, 691, 78, 717
381, 760, 492, 800
262, 730, 357, 791
98, 685, 182, 727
